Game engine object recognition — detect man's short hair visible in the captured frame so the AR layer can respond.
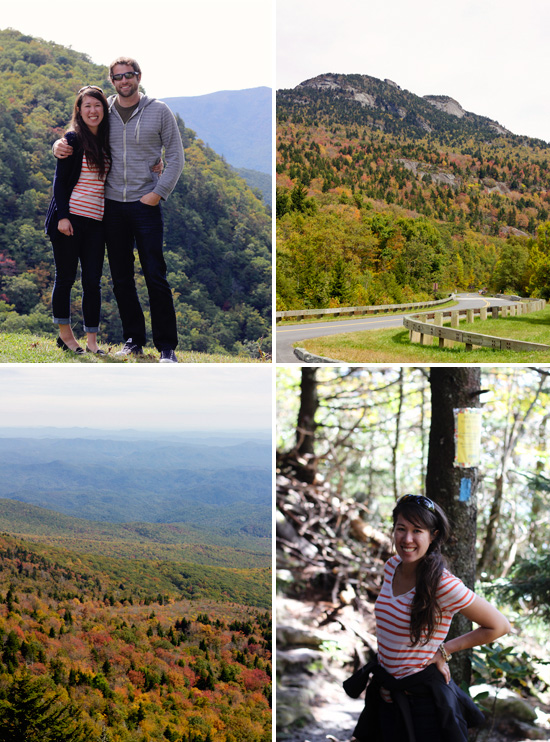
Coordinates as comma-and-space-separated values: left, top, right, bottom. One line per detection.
110, 57, 141, 78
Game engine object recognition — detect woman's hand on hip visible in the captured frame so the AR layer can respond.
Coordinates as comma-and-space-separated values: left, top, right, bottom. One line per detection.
58, 218, 74, 236
426, 650, 450, 683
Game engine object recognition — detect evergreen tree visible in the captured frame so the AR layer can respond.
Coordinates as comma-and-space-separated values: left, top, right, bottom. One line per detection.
0, 673, 92, 742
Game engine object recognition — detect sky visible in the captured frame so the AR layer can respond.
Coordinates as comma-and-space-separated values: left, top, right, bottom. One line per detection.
0, 366, 272, 432
1, 0, 273, 98
277, 0, 550, 143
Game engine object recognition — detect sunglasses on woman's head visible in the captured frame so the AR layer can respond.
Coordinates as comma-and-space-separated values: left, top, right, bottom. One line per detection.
78, 85, 104, 94
397, 494, 435, 511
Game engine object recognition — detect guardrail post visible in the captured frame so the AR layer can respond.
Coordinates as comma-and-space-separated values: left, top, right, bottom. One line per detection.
479, 307, 487, 321
491, 306, 499, 319
451, 311, 459, 328
467, 309, 474, 323
434, 312, 449, 348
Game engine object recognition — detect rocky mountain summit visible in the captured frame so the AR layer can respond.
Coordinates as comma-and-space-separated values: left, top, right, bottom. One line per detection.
289, 72, 515, 140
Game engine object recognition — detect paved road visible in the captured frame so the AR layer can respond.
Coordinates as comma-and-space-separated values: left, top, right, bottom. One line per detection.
275, 294, 514, 363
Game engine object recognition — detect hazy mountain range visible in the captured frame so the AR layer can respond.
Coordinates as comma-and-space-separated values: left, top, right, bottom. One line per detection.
163, 87, 272, 204
0, 431, 271, 536
163, 87, 272, 174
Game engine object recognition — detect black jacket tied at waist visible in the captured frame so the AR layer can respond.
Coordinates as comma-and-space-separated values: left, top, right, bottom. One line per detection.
343, 659, 485, 742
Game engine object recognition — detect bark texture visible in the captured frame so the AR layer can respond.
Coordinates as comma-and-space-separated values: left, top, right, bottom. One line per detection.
426, 367, 481, 688
296, 368, 318, 457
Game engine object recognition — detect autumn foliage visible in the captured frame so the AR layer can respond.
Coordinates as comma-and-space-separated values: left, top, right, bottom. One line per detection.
0, 536, 271, 742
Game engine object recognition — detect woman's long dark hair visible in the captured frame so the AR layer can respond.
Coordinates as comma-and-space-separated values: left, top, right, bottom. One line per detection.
68, 87, 111, 179
392, 497, 451, 646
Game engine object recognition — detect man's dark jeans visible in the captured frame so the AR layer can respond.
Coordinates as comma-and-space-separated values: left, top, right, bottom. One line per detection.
104, 199, 177, 351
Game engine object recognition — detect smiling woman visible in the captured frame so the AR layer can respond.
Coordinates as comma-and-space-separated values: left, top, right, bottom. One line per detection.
44, 86, 112, 356
349, 494, 511, 742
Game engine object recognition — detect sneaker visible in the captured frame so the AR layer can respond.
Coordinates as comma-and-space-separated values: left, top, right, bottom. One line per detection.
159, 349, 178, 363
115, 339, 143, 357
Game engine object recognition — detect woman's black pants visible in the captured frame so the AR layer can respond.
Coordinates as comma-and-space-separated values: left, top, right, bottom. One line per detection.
49, 215, 105, 332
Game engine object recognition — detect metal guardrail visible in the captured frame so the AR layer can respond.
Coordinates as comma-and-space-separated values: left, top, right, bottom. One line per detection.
276, 295, 453, 321
403, 300, 549, 351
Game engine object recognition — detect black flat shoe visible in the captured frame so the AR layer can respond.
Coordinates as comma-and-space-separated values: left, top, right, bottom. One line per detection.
57, 337, 85, 354
86, 346, 107, 356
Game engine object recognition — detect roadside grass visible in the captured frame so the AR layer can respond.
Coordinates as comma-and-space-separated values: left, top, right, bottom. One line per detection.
0, 333, 265, 363
277, 299, 458, 325
297, 307, 550, 363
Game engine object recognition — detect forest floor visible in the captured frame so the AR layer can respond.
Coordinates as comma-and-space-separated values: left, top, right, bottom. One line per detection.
277, 597, 550, 742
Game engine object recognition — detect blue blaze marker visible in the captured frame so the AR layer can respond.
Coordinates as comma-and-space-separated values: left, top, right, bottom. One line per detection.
459, 478, 472, 502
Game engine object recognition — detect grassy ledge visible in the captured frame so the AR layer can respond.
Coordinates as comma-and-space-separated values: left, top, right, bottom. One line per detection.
0, 333, 265, 363
298, 307, 550, 363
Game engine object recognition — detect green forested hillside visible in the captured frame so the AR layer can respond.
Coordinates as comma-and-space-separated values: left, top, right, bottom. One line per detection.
0, 28, 271, 357
0, 534, 271, 741
0, 498, 271, 569
276, 73, 550, 310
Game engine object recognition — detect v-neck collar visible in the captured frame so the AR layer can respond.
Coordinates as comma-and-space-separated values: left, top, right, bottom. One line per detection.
391, 557, 416, 599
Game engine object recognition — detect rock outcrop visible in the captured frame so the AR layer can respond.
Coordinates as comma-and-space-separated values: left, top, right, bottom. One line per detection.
424, 95, 466, 118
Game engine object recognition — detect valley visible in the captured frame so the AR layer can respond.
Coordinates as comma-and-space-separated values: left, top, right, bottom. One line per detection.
0, 427, 272, 741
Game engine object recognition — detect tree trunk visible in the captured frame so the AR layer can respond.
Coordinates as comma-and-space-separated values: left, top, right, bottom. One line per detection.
426, 367, 481, 689
296, 368, 318, 457
391, 368, 405, 500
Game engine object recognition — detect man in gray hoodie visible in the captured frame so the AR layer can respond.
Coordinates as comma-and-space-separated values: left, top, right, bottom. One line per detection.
55, 57, 184, 363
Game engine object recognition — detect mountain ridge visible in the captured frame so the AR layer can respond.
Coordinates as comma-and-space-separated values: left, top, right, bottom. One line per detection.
276, 70, 550, 311
285, 72, 531, 142
0, 433, 271, 541
0, 497, 271, 568
162, 86, 272, 175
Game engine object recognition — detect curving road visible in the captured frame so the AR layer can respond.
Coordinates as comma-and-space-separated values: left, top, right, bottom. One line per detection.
275, 294, 516, 363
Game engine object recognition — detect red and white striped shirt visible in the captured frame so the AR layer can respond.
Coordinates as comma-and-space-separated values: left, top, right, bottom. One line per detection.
375, 554, 475, 680
69, 154, 108, 221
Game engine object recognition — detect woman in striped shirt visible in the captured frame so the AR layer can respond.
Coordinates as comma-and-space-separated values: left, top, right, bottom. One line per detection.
45, 86, 111, 355
368, 494, 510, 740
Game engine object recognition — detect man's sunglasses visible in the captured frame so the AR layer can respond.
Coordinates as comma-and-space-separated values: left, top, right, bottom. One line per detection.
111, 71, 139, 81
397, 494, 435, 511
